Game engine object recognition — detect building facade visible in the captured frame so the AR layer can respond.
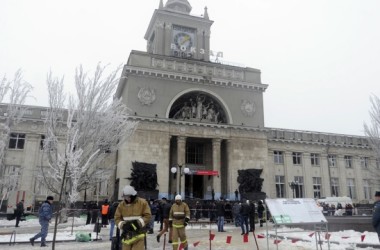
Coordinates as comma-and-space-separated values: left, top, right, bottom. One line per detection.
0, 0, 378, 210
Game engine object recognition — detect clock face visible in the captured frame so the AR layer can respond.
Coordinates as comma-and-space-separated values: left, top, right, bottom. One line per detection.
172, 25, 195, 52
174, 32, 193, 51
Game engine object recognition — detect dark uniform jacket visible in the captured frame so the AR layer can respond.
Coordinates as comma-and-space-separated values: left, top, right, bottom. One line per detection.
372, 200, 380, 235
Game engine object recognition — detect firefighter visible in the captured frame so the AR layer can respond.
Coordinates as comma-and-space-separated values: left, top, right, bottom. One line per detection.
169, 195, 190, 250
115, 185, 151, 250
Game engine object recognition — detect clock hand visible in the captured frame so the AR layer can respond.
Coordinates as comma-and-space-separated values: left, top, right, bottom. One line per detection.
180, 36, 190, 45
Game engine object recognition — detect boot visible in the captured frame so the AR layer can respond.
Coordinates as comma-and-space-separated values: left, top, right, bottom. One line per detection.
148, 229, 154, 234
29, 238, 34, 246
156, 235, 161, 243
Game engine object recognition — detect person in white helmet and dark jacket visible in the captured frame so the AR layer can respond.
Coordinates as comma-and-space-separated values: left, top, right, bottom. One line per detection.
114, 185, 151, 250
169, 195, 190, 250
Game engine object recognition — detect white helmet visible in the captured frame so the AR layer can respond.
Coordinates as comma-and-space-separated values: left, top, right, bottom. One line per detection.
175, 195, 182, 201
123, 185, 137, 196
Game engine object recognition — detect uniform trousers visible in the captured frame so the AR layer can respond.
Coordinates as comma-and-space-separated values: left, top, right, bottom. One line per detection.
171, 226, 188, 250
122, 238, 144, 250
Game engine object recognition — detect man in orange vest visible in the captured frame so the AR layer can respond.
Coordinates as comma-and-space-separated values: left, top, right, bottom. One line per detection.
101, 199, 110, 228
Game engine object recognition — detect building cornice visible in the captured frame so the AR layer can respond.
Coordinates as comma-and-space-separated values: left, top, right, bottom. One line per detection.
124, 65, 268, 92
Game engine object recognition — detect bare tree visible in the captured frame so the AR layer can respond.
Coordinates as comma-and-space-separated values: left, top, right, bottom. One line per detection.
364, 95, 380, 189
0, 70, 33, 209
41, 64, 137, 249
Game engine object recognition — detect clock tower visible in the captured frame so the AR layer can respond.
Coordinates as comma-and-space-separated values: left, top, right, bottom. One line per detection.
145, 0, 213, 61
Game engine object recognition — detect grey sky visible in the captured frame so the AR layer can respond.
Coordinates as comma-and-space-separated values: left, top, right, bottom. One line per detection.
1, 0, 379, 136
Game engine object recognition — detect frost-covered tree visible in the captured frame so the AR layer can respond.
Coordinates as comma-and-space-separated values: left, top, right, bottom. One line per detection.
364, 95, 380, 189
41, 64, 137, 249
0, 70, 33, 209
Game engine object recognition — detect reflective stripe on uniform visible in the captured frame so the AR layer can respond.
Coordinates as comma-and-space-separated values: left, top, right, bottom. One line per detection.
173, 224, 184, 228
121, 233, 145, 245
122, 216, 142, 221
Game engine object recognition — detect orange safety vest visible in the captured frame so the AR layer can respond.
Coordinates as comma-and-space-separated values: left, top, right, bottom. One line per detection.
101, 204, 109, 215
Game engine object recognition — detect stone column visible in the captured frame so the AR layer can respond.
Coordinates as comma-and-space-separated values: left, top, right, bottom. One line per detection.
177, 136, 186, 198
337, 155, 347, 196
22, 134, 41, 192
284, 152, 293, 198
212, 138, 222, 198
226, 139, 233, 200
320, 153, 331, 197
302, 153, 311, 198
353, 156, 363, 201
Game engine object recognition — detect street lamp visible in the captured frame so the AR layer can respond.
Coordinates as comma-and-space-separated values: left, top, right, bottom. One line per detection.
171, 164, 190, 197
289, 181, 299, 198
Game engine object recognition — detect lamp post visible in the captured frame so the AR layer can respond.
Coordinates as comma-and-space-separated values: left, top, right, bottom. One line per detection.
289, 181, 299, 198
171, 164, 190, 198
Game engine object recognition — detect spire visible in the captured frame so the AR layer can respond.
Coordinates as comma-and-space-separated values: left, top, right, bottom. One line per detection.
204, 6, 209, 20
165, 0, 192, 14
159, 0, 164, 9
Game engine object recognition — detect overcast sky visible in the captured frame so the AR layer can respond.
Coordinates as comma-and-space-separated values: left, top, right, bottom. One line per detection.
1, 0, 379, 136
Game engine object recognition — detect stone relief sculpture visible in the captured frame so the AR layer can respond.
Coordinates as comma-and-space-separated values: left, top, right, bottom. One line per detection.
138, 87, 156, 105
169, 92, 227, 124
240, 99, 255, 117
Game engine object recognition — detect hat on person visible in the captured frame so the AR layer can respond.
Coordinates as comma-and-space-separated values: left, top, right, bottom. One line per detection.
123, 185, 137, 196
375, 191, 380, 197
161, 197, 167, 200
175, 195, 182, 201
47, 196, 54, 201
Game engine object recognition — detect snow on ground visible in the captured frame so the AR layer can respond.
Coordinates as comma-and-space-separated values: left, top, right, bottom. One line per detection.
1, 217, 380, 249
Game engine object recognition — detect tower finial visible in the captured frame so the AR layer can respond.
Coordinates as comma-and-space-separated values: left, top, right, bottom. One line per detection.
159, 0, 164, 9
204, 6, 209, 20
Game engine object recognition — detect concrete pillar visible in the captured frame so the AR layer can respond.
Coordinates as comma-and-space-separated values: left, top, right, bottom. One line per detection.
212, 138, 221, 198
302, 153, 311, 198
320, 153, 331, 197
337, 155, 347, 197
226, 139, 233, 200
177, 136, 186, 198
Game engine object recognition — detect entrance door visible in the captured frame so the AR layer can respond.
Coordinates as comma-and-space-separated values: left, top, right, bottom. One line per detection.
192, 175, 204, 199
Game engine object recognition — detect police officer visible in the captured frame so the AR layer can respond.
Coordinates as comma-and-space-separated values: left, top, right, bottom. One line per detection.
372, 191, 380, 242
169, 195, 190, 250
115, 185, 151, 250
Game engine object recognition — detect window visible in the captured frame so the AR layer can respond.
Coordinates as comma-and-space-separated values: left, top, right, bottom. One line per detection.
93, 169, 110, 196
331, 178, 339, 197
328, 155, 337, 167
0, 165, 21, 194
294, 176, 304, 198
311, 153, 320, 166
313, 177, 322, 198
363, 179, 371, 200
186, 142, 204, 164
292, 152, 302, 165
8, 133, 26, 149
273, 151, 284, 164
360, 157, 369, 169
347, 178, 356, 199
275, 175, 285, 198
344, 156, 353, 168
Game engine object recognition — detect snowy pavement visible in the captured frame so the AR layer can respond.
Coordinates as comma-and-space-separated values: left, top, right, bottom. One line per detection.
1, 217, 380, 249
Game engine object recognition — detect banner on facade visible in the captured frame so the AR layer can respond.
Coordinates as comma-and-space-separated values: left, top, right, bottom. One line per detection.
194, 170, 219, 176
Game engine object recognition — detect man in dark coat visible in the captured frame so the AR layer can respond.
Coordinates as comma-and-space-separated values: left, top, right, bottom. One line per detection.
372, 191, 380, 242
257, 200, 265, 227
216, 199, 226, 232
15, 199, 24, 227
249, 200, 256, 232
240, 200, 250, 234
